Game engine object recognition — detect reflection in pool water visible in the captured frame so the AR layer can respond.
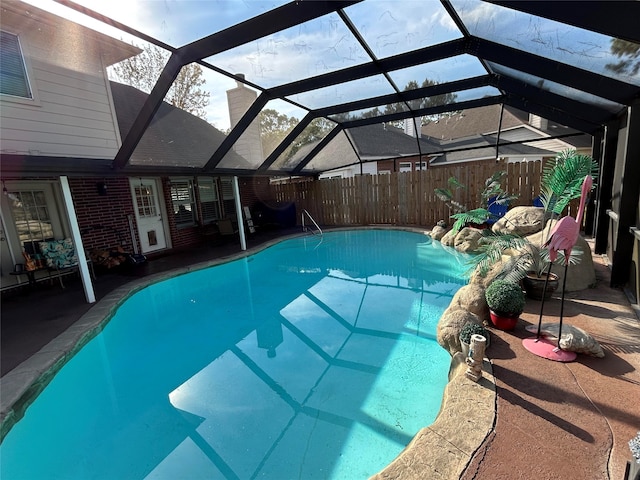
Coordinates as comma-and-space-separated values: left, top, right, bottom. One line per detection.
0, 229, 470, 479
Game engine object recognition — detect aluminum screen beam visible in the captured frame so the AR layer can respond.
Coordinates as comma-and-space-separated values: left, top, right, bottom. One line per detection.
178, 1, 361, 64
257, 113, 315, 173
486, 1, 640, 44
268, 39, 468, 98
470, 37, 638, 105
112, 53, 184, 170
493, 75, 615, 126
503, 95, 599, 135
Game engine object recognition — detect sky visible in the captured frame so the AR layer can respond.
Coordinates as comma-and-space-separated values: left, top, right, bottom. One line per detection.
20, 0, 636, 131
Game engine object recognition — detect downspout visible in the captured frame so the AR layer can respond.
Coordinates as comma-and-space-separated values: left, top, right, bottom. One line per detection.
232, 176, 246, 251
59, 176, 95, 303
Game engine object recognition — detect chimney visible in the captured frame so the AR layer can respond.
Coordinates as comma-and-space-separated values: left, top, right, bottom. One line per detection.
226, 73, 264, 164
403, 117, 421, 138
529, 114, 548, 130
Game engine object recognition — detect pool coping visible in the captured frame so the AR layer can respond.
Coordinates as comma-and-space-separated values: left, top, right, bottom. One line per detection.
0, 227, 496, 479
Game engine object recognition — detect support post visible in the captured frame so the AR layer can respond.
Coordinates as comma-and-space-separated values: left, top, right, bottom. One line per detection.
232, 176, 246, 251
60, 176, 95, 303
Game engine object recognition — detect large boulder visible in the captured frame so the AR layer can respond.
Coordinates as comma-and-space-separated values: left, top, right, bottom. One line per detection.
440, 228, 457, 247
437, 309, 482, 355
430, 224, 449, 241
446, 283, 489, 323
454, 227, 484, 253
492, 206, 545, 236
527, 323, 605, 357
525, 228, 596, 292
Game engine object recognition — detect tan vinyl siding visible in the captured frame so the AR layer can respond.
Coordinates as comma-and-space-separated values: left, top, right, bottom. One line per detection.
0, 6, 135, 160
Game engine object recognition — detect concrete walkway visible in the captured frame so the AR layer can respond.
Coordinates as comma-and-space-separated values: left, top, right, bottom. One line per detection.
462, 250, 640, 480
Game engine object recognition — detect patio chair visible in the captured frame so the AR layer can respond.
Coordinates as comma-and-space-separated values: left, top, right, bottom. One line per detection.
38, 238, 95, 288
217, 218, 238, 236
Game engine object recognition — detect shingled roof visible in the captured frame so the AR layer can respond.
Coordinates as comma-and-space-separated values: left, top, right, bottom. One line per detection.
110, 81, 250, 169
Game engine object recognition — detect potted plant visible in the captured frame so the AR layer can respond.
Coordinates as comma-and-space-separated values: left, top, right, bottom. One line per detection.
459, 322, 489, 357
485, 280, 525, 330
470, 150, 598, 299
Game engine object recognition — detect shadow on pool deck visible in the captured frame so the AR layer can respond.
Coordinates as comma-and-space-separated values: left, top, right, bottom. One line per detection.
1, 230, 639, 479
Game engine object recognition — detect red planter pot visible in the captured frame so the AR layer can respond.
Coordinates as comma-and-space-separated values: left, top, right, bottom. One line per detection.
489, 310, 520, 330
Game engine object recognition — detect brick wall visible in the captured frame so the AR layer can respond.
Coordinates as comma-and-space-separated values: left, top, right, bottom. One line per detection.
70, 177, 136, 252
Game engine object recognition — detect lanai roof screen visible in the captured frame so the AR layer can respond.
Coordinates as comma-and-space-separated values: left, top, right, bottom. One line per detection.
35, 0, 640, 175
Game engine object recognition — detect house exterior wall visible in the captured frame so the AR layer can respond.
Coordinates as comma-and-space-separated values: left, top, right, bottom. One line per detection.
318, 162, 378, 179
0, 5, 124, 159
70, 177, 138, 254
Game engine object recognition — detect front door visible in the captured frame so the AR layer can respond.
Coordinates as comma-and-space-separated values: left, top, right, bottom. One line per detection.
130, 178, 167, 253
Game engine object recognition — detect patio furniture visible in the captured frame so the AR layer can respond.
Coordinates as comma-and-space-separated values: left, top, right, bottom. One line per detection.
38, 238, 95, 288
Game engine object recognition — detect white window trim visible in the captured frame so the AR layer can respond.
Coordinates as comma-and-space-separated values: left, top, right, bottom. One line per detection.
0, 29, 40, 106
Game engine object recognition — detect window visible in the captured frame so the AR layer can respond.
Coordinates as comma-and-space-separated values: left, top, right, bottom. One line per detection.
170, 178, 196, 227
9, 190, 54, 245
416, 161, 427, 171
399, 162, 412, 172
0, 31, 32, 98
220, 177, 236, 217
197, 177, 220, 224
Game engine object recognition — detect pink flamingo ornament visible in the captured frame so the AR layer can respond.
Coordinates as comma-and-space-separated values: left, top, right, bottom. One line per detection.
524, 174, 593, 362
544, 175, 594, 264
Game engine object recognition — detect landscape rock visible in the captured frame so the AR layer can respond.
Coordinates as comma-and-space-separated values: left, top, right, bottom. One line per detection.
531, 323, 605, 357
525, 228, 596, 292
454, 227, 484, 253
430, 224, 448, 241
492, 206, 545, 236
437, 309, 482, 355
446, 283, 489, 323
440, 229, 457, 247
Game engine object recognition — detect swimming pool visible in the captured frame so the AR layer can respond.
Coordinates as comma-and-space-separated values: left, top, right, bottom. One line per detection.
0, 229, 469, 479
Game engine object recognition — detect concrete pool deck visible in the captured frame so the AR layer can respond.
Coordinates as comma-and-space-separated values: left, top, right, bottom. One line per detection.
1, 228, 639, 479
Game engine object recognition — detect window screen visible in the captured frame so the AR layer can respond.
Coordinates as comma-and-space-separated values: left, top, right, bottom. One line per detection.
197, 177, 220, 224
220, 177, 236, 217
170, 179, 196, 227
0, 31, 32, 98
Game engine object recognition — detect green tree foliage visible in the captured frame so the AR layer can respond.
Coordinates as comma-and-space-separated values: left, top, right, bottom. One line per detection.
606, 39, 640, 77
385, 79, 458, 128
109, 44, 210, 120
259, 108, 298, 156
288, 117, 335, 159
257, 111, 334, 163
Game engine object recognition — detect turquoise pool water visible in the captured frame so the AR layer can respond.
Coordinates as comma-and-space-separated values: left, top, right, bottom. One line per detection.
0, 229, 469, 479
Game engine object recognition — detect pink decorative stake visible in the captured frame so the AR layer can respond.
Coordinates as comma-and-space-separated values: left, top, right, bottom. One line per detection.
523, 175, 592, 362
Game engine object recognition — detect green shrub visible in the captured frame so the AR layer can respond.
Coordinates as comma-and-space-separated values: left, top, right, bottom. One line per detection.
459, 322, 488, 344
485, 280, 525, 315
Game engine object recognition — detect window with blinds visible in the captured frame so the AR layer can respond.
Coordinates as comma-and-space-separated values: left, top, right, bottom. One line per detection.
220, 177, 236, 217
170, 179, 196, 227
197, 177, 220, 224
1, 31, 32, 98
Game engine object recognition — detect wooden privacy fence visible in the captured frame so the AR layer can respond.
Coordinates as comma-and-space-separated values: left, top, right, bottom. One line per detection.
271, 160, 571, 228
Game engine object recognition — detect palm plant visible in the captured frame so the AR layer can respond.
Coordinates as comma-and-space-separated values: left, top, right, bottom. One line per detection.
470, 150, 598, 282
435, 171, 517, 233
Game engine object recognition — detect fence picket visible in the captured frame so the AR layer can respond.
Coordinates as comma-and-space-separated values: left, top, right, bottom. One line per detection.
271, 160, 550, 227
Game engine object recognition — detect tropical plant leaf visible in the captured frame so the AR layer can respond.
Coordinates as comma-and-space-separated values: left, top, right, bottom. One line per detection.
540, 150, 599, 215
451, 208, 490, 233
448, 176, 466, 190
